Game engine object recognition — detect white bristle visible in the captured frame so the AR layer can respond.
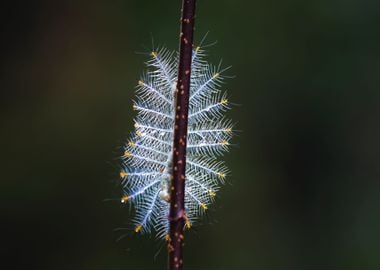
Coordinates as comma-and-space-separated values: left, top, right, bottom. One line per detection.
120, 46, 232, 238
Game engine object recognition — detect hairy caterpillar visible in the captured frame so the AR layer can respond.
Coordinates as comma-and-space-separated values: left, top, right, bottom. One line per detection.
120, 44, 233, 238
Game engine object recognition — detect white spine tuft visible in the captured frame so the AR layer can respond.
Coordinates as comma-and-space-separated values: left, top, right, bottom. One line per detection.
120, 46, 233, 237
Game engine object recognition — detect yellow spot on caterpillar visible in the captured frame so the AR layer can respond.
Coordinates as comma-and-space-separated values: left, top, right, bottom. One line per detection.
135, 225, 142, 233
134, 123, 140, 128
165, 234, 170, 241
128, 141, 136, 147
200, 203, 208, 210
121, 195, 129, 203
209, 190, 216, 197
124, 151, 133, 157
132, 104, 137, 110
151, 51, 157, 57
120, 171, 128, 178
221, 140, 229, 145
138, 80, 144, 85
213, 73, 219, 79
185, 219, 191, 229
136, 130, 143, 137
217, 172, 226, 178
195, 46, 200, 53
220, 99, 228, 105
225, 128, 232, 133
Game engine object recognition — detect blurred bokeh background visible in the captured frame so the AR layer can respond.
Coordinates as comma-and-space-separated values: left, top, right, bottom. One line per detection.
1, 1, 380, 269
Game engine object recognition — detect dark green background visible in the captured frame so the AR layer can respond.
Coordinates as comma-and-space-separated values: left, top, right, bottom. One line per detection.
1, 1, 380, 269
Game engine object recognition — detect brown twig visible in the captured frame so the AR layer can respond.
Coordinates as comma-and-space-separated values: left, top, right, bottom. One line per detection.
167, 0, 197, 270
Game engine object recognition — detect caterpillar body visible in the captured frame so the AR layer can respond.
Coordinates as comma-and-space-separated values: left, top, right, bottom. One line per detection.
120, 45, 232, 238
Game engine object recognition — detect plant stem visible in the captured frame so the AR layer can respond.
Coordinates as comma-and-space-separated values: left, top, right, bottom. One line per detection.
168, 0, 197, 270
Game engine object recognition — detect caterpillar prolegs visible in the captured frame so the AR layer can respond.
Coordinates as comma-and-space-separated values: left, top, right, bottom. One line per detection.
120, 45, 233, 238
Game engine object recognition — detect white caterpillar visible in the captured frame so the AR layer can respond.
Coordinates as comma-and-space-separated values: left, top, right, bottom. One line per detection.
120, 45, 232, 238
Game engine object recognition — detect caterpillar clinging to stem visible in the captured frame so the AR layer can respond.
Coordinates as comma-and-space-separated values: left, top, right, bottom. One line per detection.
119, 1, 233, 269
